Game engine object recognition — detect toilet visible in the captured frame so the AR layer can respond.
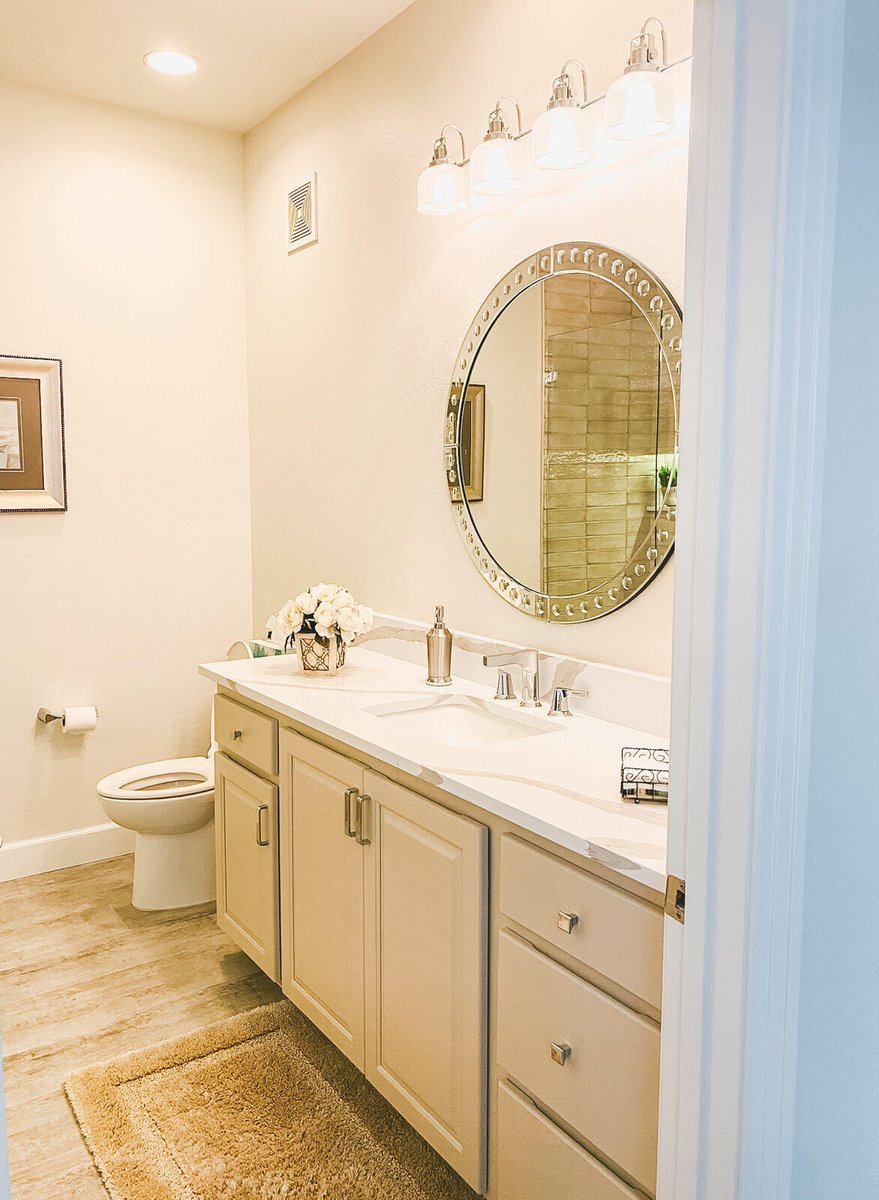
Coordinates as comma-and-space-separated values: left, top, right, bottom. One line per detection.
97, 754, 216, 911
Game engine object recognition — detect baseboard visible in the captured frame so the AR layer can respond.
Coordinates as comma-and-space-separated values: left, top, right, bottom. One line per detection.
0, 822, 135, 883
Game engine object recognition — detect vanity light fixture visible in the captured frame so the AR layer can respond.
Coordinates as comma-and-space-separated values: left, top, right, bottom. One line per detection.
532, 60, 591, 170
604, 17, 675, 141
144, 50, 200, 76
416, 125, 470, 215
470, 97, 528, 196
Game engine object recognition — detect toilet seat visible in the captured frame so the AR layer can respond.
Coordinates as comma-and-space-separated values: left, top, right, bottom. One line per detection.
97, 756, 214, 802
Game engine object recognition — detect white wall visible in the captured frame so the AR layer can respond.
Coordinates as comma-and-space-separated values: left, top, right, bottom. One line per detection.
0, 84, 251, 853
243, 0, 692, 677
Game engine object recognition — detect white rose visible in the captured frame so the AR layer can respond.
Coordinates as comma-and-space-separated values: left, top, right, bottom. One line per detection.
332, 588, 354, 609
314, 601, 338, 633
337, 604, 370, 644
277, 600, 304, 631
295, 590, 316, 614
356, 605, 374, 633
312, 582, 339, 604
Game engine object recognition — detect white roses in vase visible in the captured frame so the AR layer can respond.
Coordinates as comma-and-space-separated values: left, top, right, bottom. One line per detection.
267, 583, 373, 651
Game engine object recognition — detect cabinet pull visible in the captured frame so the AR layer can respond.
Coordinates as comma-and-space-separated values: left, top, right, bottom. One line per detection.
256, 804, 270, 847
344, 787, 359, 838
232, 729, 243, 740
556, 911, 579, 934
550, 1041, 572, 1066
356, 793, 372, 846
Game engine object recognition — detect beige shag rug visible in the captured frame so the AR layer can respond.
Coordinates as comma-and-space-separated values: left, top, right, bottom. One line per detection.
65, 1000, 477, 1200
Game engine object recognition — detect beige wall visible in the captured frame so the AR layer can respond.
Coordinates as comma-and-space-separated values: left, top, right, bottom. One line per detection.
0, 83, 251, 846
243, 0, 691, 676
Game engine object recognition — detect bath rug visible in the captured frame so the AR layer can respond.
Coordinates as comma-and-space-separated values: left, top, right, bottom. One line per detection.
65, 999, 477, 1200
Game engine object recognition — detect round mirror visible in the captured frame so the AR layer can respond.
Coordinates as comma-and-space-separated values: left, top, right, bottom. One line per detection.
444, 243, 681, 622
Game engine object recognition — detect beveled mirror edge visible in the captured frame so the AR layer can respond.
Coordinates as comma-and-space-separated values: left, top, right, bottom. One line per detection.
444, 241, 682, 624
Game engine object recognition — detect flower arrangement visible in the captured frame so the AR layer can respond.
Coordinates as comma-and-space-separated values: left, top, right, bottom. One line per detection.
267, 584, 373, 672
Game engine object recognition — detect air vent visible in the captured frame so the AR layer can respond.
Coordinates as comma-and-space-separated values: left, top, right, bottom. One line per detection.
287, 175, 317, 254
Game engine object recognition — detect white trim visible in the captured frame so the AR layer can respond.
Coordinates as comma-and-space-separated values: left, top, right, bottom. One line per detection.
0, 822, 134, 883
658, 0, 846, 1198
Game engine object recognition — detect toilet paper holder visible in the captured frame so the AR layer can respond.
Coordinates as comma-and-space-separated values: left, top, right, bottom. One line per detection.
37, 706, 99, 725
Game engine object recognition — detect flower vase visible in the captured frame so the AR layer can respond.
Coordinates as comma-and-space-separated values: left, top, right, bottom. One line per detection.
295, 630, 347, 675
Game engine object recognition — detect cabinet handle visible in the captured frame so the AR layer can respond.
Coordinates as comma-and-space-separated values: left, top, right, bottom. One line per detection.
550, 1041, 572, 1067
344, 787, 359, 838
232, 729, 243, 740
355, 793, 372, 846
256, 804, 270, 846
556, 911, 579, 934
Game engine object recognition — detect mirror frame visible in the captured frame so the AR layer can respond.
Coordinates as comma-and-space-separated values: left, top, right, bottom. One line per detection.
444, 242, 682, 623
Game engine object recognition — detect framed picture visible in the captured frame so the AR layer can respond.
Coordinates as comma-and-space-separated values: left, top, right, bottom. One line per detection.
460, 384, 485, 503
0, 356, 66, 512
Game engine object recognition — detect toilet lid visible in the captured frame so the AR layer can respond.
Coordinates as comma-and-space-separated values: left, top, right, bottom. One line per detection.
97, 756, 214, 801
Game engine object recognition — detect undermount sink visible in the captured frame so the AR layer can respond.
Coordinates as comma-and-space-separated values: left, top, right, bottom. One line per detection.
364, 695, 561, 750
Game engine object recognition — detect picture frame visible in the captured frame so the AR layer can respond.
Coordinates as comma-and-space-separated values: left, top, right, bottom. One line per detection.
0, 356, 67, 512
460, 383, 485, 503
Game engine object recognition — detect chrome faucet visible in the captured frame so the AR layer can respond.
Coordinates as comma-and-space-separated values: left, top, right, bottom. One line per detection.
483, 649, 542, 708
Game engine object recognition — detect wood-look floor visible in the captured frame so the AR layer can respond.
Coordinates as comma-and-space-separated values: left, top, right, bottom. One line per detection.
0, 855, 281, 1199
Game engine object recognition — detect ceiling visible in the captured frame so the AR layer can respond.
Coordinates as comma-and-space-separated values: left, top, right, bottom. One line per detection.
0, 0, 415, 132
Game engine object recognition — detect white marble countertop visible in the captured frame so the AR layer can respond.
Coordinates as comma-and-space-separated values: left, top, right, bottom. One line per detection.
199, 648, 669, 894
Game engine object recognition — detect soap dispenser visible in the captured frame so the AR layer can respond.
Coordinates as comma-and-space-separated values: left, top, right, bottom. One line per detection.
426, 606, 453, 686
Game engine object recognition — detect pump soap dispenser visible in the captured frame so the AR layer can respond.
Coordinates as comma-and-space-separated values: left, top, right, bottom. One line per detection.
426, 606, 453, 686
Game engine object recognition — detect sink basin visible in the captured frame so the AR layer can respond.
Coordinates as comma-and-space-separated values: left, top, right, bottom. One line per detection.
364, 695, 561, 750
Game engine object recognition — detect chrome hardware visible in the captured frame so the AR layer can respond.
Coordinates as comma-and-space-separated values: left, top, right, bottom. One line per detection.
494, 669, 517, 701
37, 707, 62, 725
550, 1041, 572, 1066
548, 686, 589, 717
483, 649, 542, 708
232, 729, 243, 740
665, 874, 686, 923
344, 787, 359, 838
256, 804, 270, 847
556, 911, 579, 934
356, 793, 372, 846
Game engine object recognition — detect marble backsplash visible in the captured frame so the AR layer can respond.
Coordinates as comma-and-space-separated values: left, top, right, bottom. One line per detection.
359, 613, 670, 737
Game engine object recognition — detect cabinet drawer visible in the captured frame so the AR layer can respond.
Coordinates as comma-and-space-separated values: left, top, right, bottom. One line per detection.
498, 1081, 641, 1200
215, 694, 278, 775
497, 931, 659, 1194
499, 834, 663, 1009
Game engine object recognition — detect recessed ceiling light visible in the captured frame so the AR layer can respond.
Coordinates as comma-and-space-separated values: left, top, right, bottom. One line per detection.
144, 50, 200, 77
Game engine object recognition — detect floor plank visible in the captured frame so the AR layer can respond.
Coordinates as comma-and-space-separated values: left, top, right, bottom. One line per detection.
0, 854, 281, 1198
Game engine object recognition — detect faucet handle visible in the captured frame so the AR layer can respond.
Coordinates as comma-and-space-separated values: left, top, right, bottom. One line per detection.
494, 669, 517, 701
549, 686, 589, 717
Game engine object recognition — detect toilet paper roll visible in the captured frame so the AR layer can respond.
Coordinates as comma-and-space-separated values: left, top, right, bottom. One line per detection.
61, 706, 98, 735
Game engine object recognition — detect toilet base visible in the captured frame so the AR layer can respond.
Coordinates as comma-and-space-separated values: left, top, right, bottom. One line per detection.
132, 820, 216, 911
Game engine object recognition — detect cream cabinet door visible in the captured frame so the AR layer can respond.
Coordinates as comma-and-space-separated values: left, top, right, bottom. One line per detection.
214, 752, 280, 982
280, 730, 366, 1069
363, 770, 488, 1194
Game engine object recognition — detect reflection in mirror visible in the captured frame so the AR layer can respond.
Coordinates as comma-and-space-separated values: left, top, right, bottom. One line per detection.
448, 247, 680, 622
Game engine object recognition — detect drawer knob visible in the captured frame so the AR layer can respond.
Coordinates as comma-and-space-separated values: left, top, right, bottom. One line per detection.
556, 910, 579, 934
232, 729, 243, 740
550, 1041, 572, 1066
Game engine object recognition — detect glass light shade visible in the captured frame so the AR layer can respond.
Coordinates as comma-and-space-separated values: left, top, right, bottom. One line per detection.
470, 137, 528, 196
604, 70, 675, 141
532, 105, 590, 170
416, 161, 469, 215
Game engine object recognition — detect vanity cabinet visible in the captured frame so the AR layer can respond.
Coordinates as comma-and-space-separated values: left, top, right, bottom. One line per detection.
212, 687, 664, 1200
279, 732, 366, 1065
279, 730, 488, 1192
214, 752, 280, 982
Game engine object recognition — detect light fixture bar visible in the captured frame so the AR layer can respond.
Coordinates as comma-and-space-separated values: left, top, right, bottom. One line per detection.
431, 56, 692, 169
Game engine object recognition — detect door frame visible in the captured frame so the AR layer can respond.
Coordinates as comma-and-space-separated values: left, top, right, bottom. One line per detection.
658, 0, 846, 1197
